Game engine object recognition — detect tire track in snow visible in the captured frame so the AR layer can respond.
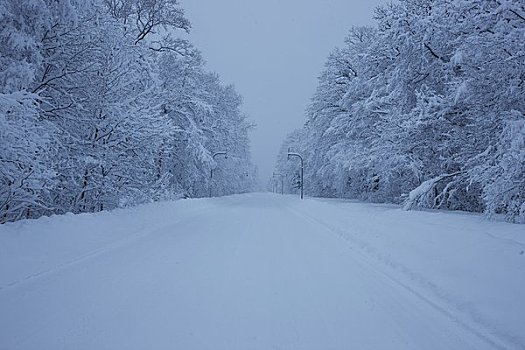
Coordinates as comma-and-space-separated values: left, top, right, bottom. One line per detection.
286, 204, 520, 350
0, 205, 221, 295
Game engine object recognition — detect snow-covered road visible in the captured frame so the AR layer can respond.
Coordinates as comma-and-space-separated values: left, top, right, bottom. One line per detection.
1, 193, 524, 349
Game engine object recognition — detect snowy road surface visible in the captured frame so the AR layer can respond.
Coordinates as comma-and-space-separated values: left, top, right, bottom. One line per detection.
1, 193, 524, 349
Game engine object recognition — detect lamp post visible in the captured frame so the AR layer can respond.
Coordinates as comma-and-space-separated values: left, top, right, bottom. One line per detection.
287, 151, 304, 199
210, 151, 227, 198
273, 172, 284, 195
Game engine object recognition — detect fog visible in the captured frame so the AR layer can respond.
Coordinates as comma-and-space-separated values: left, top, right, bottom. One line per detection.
181, 0, 387, 184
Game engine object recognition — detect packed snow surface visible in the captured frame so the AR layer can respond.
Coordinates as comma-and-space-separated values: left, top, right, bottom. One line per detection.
1, 193, 524, 350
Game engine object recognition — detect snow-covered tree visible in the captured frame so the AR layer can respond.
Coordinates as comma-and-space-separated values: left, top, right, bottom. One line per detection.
274, 0, 524, 223
1, 0, 257, 223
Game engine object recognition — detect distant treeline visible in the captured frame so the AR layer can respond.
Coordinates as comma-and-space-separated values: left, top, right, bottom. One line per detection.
274, 0, 524, 223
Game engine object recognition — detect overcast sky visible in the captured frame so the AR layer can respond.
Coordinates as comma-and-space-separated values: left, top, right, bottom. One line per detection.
180, 0, 386, 183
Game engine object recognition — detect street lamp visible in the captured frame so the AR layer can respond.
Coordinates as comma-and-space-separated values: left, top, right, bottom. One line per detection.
287, 151, 304, 199
273, 172, 284, 195
210, 151, 227, 197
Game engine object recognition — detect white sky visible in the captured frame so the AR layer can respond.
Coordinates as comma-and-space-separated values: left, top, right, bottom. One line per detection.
180, 0, 386, 183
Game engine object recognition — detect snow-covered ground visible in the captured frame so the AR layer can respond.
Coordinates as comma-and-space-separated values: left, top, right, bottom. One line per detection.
1, 193, 523, 350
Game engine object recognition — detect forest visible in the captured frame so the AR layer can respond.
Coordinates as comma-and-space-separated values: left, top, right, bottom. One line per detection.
274, 0, 525, 223
1, 0, 257, 223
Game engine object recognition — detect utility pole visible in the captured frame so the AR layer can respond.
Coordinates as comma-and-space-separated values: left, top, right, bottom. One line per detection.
287, 151, 304, 199
210, 151, 227, 198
